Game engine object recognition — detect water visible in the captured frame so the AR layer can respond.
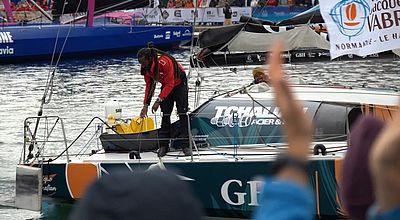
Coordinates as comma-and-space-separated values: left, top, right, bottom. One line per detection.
0, 51, 399, 219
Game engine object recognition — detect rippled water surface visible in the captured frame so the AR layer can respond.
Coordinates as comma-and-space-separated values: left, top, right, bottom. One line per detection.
0, 51, 399, 219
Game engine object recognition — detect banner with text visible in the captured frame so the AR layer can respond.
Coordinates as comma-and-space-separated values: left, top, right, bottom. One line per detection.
137, 7, 252, 23
319, 0, 400, 58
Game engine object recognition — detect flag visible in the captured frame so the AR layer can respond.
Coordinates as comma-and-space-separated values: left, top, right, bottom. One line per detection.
319, 0, 400, 59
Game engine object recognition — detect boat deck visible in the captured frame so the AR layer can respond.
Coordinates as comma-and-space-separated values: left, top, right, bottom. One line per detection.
62, 141, 346, 164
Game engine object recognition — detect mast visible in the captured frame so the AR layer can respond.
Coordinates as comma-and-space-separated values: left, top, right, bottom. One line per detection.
86, 0, 95, 27
3, 0, 15, 22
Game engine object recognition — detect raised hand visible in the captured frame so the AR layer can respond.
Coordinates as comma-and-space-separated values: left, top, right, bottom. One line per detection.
268, 41, 313, 161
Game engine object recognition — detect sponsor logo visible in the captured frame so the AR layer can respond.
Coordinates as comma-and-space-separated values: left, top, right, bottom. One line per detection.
0, 32, 15, 55
206, 10, 216, 18
318, 51, 331, 57
210, 106, 281, 128
256, 54, 263, 62
43, 174, 57, 194
191, 10, 198, 18
174, 10, 182, 17
154, 34, 164, 39
221, 179, 262, 206
182, 29, 192, 37
0, 32, 14, 44
210, 105, 308, 128
368, 53, 379, 57
43, 174, 57, 184
329, 0, 370, 38
159, 59, 166, 66
0, 46, 14, 55
43, 185, 57, 192
165, 31, 171, 40
162, 10, 169, 20
295, 52, 306, 58
246, 55, 253, 63
173, 31, 181, 37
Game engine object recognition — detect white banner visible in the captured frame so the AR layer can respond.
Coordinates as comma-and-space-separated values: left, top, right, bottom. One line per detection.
135, 7, 252, 24
319, 0, 400, 59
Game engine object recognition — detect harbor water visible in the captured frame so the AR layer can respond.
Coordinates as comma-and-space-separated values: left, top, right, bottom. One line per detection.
0, 50, 399, 219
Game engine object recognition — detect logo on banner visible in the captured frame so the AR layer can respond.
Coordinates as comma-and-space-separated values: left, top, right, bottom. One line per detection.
330, 0, 370, 38
165, 31, 171, 39
162, 10, 169, 19
191, 10, 198, 18
174, 10, 182, 17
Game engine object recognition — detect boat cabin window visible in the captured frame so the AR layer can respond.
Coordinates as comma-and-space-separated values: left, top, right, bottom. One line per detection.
347, 106, 362, 130
313, 103, 348, 141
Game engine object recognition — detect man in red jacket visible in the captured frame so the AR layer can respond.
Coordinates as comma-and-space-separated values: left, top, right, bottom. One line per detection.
138, 47, 190, 157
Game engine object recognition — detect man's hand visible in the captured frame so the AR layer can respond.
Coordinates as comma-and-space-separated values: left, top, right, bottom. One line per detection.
152, 101, 160, 113
140, 106, 148, 118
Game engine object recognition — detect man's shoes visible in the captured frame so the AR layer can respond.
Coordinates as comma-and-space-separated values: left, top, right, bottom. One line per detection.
182, 147, 191, 156
157, 147, 169, 157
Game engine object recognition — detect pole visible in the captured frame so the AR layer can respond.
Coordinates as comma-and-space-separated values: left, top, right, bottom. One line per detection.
87, 0, 95, 27
3, 0, 15, 22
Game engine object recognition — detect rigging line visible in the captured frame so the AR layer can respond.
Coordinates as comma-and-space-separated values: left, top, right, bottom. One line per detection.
49, 0, 68, 68
52, 0, 85, 69
244, 88, 282, 120
187, 0, 198, 80
209, 55, 230, 71
40, 0, 85, 108
251, 93, 267, 146
39, 1, 69, 107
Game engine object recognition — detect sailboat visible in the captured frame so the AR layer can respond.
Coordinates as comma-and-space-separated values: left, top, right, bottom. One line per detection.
15, 80, 400, 218
14, 2, 400, 219
0, 0, 192, 64
190, 5, 399, 68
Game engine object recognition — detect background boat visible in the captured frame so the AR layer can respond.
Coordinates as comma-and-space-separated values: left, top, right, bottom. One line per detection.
0, 0, 193, 63
190, 5, 400, 68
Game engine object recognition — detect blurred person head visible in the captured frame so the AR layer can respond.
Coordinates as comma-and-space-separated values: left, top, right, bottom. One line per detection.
68, 169, 203, 220
252, 67, 270, 85
341, 116, 385, 219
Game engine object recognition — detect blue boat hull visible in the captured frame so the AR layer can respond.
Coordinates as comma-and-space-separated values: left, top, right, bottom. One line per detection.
0, 24, 193, 63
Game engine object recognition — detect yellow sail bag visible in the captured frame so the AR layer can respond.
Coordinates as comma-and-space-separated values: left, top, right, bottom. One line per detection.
130, 117, 155, 133
114, 117, 154, 134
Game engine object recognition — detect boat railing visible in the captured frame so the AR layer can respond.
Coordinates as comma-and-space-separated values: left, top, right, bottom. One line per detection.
22, 116, 68, 164
21, 115, 104, 164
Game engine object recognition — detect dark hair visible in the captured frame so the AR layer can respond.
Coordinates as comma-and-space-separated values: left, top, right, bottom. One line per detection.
137, 48, 152, 60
